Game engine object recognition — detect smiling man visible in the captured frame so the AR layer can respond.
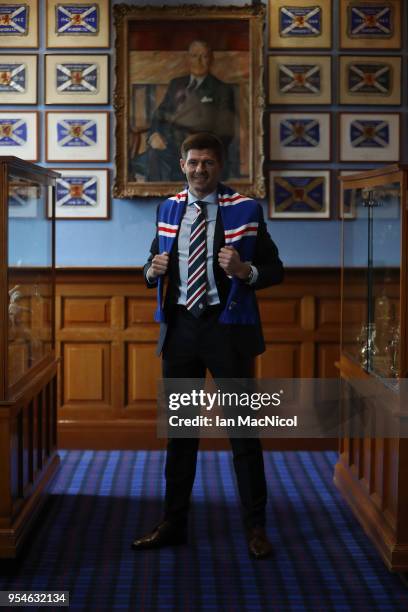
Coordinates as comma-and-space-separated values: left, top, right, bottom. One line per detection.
132, 132, 283, 559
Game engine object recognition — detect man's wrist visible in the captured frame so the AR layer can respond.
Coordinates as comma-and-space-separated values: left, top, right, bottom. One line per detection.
146, 267, 157, 283
235, 262, 252, 281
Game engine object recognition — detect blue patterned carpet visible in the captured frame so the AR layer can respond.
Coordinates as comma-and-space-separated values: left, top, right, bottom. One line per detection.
0, 451, 407, 611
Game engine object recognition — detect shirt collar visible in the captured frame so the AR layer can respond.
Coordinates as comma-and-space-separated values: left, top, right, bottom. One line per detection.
189, 75, 206, 88
187, 190, 218, 206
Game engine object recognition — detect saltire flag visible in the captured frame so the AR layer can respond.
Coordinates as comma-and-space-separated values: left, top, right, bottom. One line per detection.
348, 4, 393, 38
0, 62, 26, 92
0, 118, 27, 146
0, 4, 28, 35
279, 6, 322, 37
56, 175, 98, 207
56, 4, 99, 35
350, 119, 390, 148
279, 118, 320, 148
56, 62, 98, 93
274, 175, 325, 213
279, 63, 321, 94
56, 119, 97, 147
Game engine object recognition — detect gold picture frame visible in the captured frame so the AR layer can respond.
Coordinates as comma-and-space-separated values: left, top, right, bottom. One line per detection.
268, 0, 332, 49
340, 0, 401, 50
113, 4, 265, 198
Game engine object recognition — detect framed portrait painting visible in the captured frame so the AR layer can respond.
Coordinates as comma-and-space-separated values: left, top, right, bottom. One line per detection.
268, 0, 332, 49
0, 0, 38, 48
339, 112, 400, 162
45, 54, 109, 104
50, 169, 110, 219
46, 111, 109, 162
269, 112, 331, 162
113, 4, 265, 198
269, 170, 331, 219
339, 0, 401, 50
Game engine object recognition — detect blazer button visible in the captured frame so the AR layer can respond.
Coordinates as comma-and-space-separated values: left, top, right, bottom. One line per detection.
228, 301, 237, 310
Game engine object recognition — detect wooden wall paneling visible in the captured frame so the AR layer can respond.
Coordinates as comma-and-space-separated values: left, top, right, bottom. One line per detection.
257, 343, 300, 378
126, 342, 161, 406
56, 269, 340, 449
62, 342, 111, 406
397, 441, 408, 540
317, 343, 340, 378
62, 297, 112, 328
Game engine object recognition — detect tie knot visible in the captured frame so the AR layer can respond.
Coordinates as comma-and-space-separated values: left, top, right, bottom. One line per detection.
194, 201, 206, 215
187, 78, 197, 91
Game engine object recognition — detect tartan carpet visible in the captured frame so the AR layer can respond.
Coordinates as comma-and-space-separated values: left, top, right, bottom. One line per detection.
0, 451, 407, 611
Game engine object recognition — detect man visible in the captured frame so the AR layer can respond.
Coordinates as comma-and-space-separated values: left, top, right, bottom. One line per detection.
132, 132, 283, 559
135, 40, 235, 182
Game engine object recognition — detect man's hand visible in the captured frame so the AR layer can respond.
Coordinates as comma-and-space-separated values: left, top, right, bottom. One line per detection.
147, 252, 170, 281
218, 246, 251, 280
148, 132, 167, 150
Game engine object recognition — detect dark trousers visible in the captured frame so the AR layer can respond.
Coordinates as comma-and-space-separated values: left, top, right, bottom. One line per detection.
162, 306, 267, 529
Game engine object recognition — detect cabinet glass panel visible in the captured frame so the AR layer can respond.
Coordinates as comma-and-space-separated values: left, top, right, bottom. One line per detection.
342, 187, 369, 365
371, 181, 401, 378
8, 175, 53, 387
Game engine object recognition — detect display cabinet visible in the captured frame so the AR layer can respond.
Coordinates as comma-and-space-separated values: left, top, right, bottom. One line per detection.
336, 164, 408, 573
0, 158, 60, 558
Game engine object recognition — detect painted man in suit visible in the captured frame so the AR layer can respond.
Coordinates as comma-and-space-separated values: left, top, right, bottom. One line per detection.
132, 132, 283, 559
142, 40, 235, 181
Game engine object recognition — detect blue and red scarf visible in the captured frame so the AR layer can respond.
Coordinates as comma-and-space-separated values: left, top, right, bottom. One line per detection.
154, 183, 260, 325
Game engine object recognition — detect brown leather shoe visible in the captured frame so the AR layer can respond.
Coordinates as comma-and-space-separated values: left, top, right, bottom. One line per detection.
131, 520, 187, 550
247, 527, 273, 559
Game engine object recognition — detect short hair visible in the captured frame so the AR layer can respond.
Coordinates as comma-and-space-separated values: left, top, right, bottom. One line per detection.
180, 132, 224, 164
188, 40, 212, 54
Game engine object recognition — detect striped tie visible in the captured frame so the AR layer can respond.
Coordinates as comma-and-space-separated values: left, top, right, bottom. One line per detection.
186, 201, 207, 317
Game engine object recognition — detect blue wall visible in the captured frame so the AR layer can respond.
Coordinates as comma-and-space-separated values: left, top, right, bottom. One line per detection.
3, 0, 407, 267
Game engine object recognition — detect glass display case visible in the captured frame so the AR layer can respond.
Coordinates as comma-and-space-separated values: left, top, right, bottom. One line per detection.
336, 164, 408, 575
0, 158, 60, 558
1, 158, 59, 398
341, 166, 404, 382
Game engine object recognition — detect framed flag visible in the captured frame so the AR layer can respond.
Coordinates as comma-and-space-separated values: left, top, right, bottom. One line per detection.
0, 0, 38, 47
268, 55, 331, 104
269, 170, 330, 219
0, 54, 37, 103
269, 112, 331, 161
339, 112, 400, 162
46, 0, 109, 48
45, 54, 109, 104
0, 111, 38, 160
268, 0, 332, 49
50, 169, 109, 219
340, 0, 401, 49
339, 55, 401, 105
46, 111, 109, 162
